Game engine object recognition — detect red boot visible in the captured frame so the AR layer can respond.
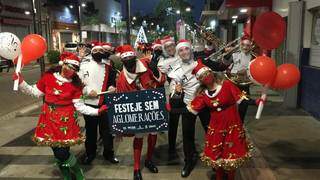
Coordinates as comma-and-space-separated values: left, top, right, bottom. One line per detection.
144, 134, 158, 173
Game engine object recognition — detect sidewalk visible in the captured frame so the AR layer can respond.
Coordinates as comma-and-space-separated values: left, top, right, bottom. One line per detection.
0, 86, 319, 179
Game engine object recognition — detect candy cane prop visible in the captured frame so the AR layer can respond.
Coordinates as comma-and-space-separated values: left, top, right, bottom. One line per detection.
13, 54, 23, 91
255, 86, 267, 119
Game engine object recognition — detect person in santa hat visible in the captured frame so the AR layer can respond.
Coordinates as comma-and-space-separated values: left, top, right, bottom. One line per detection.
157, 35, 184, 160
168, 39, 210, 177
13, 52, 107, 180
187, 61, 258, 180
227, 36, 255, 122
78, 42, 119, 165
116, 44, 166, 180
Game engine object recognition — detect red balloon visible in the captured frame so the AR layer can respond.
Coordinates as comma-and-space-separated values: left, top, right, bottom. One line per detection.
21, 34, 47, 65
248, 56, 277, 86
253, 11, 286, 50
271, 64, 300, 90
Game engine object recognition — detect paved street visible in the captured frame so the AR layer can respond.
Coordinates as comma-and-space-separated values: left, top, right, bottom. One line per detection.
0, 86, 319, 179
0, 64, 42, 117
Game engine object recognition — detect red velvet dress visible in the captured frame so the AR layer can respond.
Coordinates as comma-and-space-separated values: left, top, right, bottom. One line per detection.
188, 80, 252, 170
30, 73, 85, 147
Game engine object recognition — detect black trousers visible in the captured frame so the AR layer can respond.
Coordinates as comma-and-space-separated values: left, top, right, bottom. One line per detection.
238, 85, 250, 123
83, 105, 114, 157
168, 112, 181, 152
52, 147, 70, 162
182, 107, 210, 162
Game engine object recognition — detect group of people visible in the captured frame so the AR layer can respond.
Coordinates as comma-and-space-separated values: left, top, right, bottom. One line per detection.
13, 34, 263, 180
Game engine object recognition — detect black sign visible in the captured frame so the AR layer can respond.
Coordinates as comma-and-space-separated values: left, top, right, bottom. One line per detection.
104, 88, 169, 134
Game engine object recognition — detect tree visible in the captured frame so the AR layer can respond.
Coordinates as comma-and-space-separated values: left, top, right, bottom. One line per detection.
82, 1, 99, 25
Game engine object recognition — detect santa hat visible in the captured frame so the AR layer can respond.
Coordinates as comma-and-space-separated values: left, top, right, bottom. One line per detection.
152, 39, 162, 50
192, 60, 211, 79
116, 45, 137, 59
241, 35, 252, 43
102, 42, 113, 51
59, 52, 80, 67
176, 39, 191, 51
91, 42, 103, 52
161, 35, 175, 46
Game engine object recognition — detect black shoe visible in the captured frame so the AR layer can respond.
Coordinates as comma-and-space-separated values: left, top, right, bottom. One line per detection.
181, 160, 197, 178
134, 169, 143, 180
80, 154, 95, 165
144, 160, 158, 173
103, 151, 119, 164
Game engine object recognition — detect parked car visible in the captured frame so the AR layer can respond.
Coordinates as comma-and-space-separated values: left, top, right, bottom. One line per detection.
64, 42, 78, 53
0, 58, 13, 73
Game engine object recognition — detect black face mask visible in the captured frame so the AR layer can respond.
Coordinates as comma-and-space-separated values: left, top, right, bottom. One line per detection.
104, 51, 111, 59
92, 52, 104, 62
122, 58, 136, 72
154, 49, 163, 57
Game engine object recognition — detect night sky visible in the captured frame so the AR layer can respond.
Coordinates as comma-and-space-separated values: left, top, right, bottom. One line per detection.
121, 0, 205, 22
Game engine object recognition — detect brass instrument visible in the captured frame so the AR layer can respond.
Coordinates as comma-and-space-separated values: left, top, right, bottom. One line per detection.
194, 23, 225, 49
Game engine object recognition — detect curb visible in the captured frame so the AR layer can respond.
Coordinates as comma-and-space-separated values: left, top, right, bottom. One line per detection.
0, 102, 42, 121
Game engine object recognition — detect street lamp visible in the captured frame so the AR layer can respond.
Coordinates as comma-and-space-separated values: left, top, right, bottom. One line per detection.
186, 7, 191, 12
24, 11, 31, 15
133, 16, 137, 21
176, 10, 180, 14
69, 5, 74, 9
81, 3, 86, 7
73, 20, 78, 24
240, 8, 248, 13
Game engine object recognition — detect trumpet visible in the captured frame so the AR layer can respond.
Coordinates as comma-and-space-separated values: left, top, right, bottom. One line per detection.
194, 23, 225, 49
205, 37, 241, 62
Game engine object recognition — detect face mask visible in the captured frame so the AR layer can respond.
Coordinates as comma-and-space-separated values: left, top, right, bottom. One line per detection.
62, 66, 75, 79
92, 52, 104, 62
104, 51, 111, 59
201, 73, 215, 86
154, 49, 163, 56
122, 58, 136, 72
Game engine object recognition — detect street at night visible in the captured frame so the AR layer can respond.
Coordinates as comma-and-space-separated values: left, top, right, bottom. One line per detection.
0, 0, 320, 180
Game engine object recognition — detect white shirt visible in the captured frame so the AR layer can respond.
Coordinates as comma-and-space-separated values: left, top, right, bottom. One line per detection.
230, 51, 252, 74
157, 56, 180, 75
78, 57, 112, 106
168, 60, 200, 105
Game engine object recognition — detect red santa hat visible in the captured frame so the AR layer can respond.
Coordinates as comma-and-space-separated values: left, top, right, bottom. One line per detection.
241, 35, 252, 44
161, 35, 175, 46
116, 45, 137, 59
59, 52, 80, 67
152, 39, 162, 50
102, 42, 113, 51
176, 39, 191, 51
91, 42, 103, 52
192, 60, 211, 79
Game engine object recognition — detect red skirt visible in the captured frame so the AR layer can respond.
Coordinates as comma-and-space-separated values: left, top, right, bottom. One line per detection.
201, 106, 253, 170
32, 103, 85, 147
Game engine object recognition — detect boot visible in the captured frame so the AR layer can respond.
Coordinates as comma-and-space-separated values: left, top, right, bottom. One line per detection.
55, 158, 72, 180
134, 169, 143, 180
64, 153, 85, 180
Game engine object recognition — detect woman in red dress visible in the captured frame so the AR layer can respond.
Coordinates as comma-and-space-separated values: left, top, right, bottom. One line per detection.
13, 52, 107, 180
187, 62, 259, 180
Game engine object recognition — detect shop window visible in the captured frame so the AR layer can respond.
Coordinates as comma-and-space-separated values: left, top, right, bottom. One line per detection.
310, 9, 320, 67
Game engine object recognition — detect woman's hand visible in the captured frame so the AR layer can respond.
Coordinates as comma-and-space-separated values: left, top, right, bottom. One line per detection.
175, 83, 183, 93
12, 72, 24, 84
88, 90, 98, 98
255, 98, 267, 106
98, 105, 108, 115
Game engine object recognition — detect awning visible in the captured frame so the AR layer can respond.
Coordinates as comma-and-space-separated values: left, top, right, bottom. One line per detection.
225, 0, 272, 8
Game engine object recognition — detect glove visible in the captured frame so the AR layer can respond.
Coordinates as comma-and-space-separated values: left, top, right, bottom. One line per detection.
98, 105, 108, 115
255, 98, 266, 106
165, 103, 172, 112
12, 72, 24, 84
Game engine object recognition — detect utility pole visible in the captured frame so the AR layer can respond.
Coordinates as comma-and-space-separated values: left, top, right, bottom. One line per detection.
77, 2, 82, 43
125, 0, 131, 44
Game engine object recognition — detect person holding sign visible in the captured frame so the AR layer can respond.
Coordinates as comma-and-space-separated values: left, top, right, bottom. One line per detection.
78, 42, 119, 165
116, 45, 166, 180
187, 62, 260, 180
12, 52, 107, 180
168, 39, 211, 177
